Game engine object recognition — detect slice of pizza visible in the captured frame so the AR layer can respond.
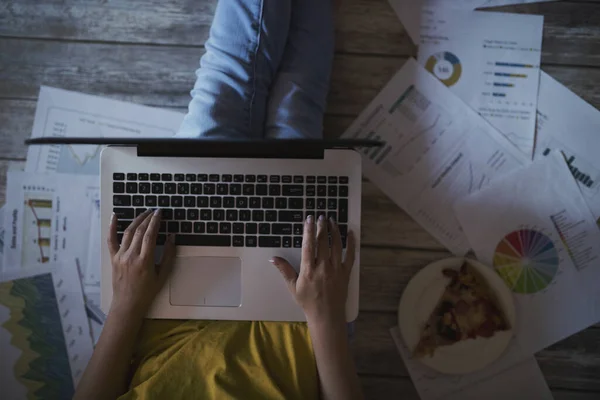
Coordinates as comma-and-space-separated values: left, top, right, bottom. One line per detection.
413, 262, 510, 358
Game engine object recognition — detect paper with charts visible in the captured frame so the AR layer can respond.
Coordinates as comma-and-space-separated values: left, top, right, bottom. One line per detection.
2, 172, 98, 276
342, 58, 526, 255
417, 8, 543, 156
388, 0, 555, 45
390, 327, 551, 400
0, 267, 94, 399
454, 153, 600, 354
25, 86, 184, 175
535, 71, 600, 224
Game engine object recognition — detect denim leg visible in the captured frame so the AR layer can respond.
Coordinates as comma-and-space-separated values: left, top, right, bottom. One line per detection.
177, 0, 292, 139
265, 0, 335, 140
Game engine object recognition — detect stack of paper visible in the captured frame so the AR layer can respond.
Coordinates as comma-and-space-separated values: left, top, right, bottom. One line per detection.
0, 86, 184, 398
345, 1, 600, 399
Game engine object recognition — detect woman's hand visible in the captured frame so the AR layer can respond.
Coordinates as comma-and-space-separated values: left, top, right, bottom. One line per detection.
107, 209, 176, 318
271, 215, 355, 324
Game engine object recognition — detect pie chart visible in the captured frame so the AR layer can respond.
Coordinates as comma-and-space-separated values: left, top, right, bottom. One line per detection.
425, 51, 463, 87
493, 229, 559, 294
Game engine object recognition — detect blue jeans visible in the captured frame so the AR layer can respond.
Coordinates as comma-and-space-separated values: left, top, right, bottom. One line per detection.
177, 0, 335, 139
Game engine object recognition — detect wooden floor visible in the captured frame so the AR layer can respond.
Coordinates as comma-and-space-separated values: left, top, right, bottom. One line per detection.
1, 0, 600, 398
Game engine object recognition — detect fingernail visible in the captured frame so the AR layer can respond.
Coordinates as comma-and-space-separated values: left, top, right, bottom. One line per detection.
269, 258, 276, 264
307, 215, 313, 223
329, 216, 336, 223
319, 214, 325, 221
110, 212, 115, 223
154, 208, 161, 216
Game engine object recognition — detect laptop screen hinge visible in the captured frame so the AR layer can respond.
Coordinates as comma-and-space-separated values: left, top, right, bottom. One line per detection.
137, 141, 325, 159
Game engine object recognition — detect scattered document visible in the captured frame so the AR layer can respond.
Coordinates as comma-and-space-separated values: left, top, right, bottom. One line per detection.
535, 72, 600, 224
390, 327, 550, 400
418, 9, 543, 156
388, 0, 555, 44
342, 58, 526, 254
2, 172, 98, 273
454, 153, 600, 354
25, 86, 184, 175
0, 266, 94, 398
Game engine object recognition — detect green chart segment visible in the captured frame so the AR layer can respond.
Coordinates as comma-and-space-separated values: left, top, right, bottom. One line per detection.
425, 51, 462, 87
493, 229, 559, 294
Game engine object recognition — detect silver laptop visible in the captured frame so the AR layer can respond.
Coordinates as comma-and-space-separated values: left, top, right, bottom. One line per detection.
26, 137, 381, 322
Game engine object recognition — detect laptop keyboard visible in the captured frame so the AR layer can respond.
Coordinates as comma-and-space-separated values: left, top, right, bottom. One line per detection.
112, 173, 349, 248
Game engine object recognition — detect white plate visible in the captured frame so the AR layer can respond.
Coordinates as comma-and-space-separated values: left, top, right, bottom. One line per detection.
398, 257, 516, 375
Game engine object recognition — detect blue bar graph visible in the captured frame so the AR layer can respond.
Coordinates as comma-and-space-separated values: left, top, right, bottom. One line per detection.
493, 82, 514, 87
495, 62, 534, 68
493, 93, 506, 97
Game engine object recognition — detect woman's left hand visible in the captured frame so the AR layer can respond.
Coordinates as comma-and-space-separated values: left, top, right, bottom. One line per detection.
107, 209, 176, 318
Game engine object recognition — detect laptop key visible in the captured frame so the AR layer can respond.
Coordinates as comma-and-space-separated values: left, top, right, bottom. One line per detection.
187, 209, 199, 220
209, 174, 220, 182
116, 220, 131, 232
162, 209, 173, 220
272, 223, 292, 235
172, 196, 183, 207
230, 184, 241, 195
293, 237, 302, 248
289, 198, 303, 209
259, 236, 281, 248
213, 210, 225, 221
269, 185, 281, 196
197, 174, 208, 182
246, 236, 257, 247
181, 222, 193, 233
168, 221, 179, 233
233, 236, 244, 247
113, 208, 134, 219
210, 197, 222, 208
339, 199, 348, 223
126, 182, 138, 193
262, 197, 274, 209
252, 210, 264, 222
265, 210, 277, 222
177, 183, 190, 194
249, 197, 261, 209
317, 176, 326, 183
136, 208, 147, 217
161, 173, 172, 181
339, 186, 349, 197
185, 174, 196, 182
328, 199, 337, 210
306, 198, 315, 210
226, 210, 238, 221
176, 234, 231, 247
245, 175, 256, 183
306, 176, 316, 183
234, 174, 244, 182
257, 175, 268, 183
259, 223, 270, 235
222, 174, 233, 182
294, 176, 304, 183
328, 186, 337, 197
200, 209, 212, 220
191, 184, 202, 195
306, 185, 316, 196
328, 176, 337, 184
283, 236, 292, 248
207, 222, 218, 234
317, 185, 326, 196
113, 173, 125, 181
236, 197, 248, 208
194, 222, 206, 233
152, 182, 164, 194
174, 174, 185, 181
114, 195, 131, 206
217, 184, 228, 195
282, 185, 303, 196
256, 184, 268, 196
339, 176, 349, 184
150, 173, 160, 181
159, 221, 167, 233
113, 182, 125, 193
197, 196, 209, 208
282, 176, 292, 183
133, 196, 144, 207
175, 209, 186, 220
158, 196, 170, 207
145, 196, 157, 207
203, 183, 216, 195
275, 198, 287, 209
139, 173, 149, 181
223, 197, 235, 208
328, 211, 337, 221
243, 184, 255, 196
317, 198, 326, 210
240, 210, 251, 221
127, 173, 137, 180
233, 223, 244, 234
220, 223, 231, 234
165, 183, 176, 194
246, 223, 257, 234
294, 224, 303, 235
269, 175, 280, 183
278, 211, 303, 222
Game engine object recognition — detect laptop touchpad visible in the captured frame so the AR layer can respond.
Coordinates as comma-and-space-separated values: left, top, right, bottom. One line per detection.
169, 256, 241, 307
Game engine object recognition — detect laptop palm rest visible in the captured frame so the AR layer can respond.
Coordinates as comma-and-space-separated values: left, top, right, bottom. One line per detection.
169, 256, 242, 307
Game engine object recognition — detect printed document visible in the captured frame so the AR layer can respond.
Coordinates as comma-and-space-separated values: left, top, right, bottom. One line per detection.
535, 71, 600, 224
418, 9, 543, 156
454, 153, 600, 354
342, 58, 526, 255
1, 266, 94, 397
25, 86, 184, 175
390, 327, 551, 400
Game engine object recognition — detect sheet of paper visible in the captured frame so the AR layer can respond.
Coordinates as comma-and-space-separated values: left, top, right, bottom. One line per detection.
342, 58, 526, 255
2, 172, 98, 274
418, 9, 543, 156
454, 152, 600, 354
390, 327, 551, 399
0, 163, 26, 272
388, 0, 555, 44
0, 265, 94, 398
26, 86, 184, 175
535, 72, 600, 224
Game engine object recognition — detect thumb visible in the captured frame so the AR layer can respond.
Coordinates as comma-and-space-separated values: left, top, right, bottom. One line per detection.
158, 234, 177, 285
271, 257, 298, 295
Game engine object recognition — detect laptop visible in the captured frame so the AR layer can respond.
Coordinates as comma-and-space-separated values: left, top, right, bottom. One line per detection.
26, 137, 381, 322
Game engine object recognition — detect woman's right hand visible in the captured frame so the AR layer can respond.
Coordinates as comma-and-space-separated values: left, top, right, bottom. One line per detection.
271, 215, 355, 324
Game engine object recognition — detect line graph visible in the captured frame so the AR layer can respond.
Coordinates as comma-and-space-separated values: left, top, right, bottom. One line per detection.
22, 194, 53, 266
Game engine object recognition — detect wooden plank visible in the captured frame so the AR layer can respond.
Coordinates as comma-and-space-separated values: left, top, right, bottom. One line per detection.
352, 312, 600, 392
1, 1, 600, 67
3, 39, 600, 116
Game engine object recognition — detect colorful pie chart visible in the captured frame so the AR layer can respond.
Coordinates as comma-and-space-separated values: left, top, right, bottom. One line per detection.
493, 229, 559, 294
425, 51, 462, 87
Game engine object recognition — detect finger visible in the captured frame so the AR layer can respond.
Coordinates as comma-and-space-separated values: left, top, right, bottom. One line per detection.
316, 214, 329, 262
158, 234, 177, 285
127, 211, 154, 255
121, 209, 152, 250
343, 230, 357, 272
270, 257, 298, 296
141, 209, 162, 257
329, 218, 343, 268
108, 213, 120, 258
301, 215, 315, 267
